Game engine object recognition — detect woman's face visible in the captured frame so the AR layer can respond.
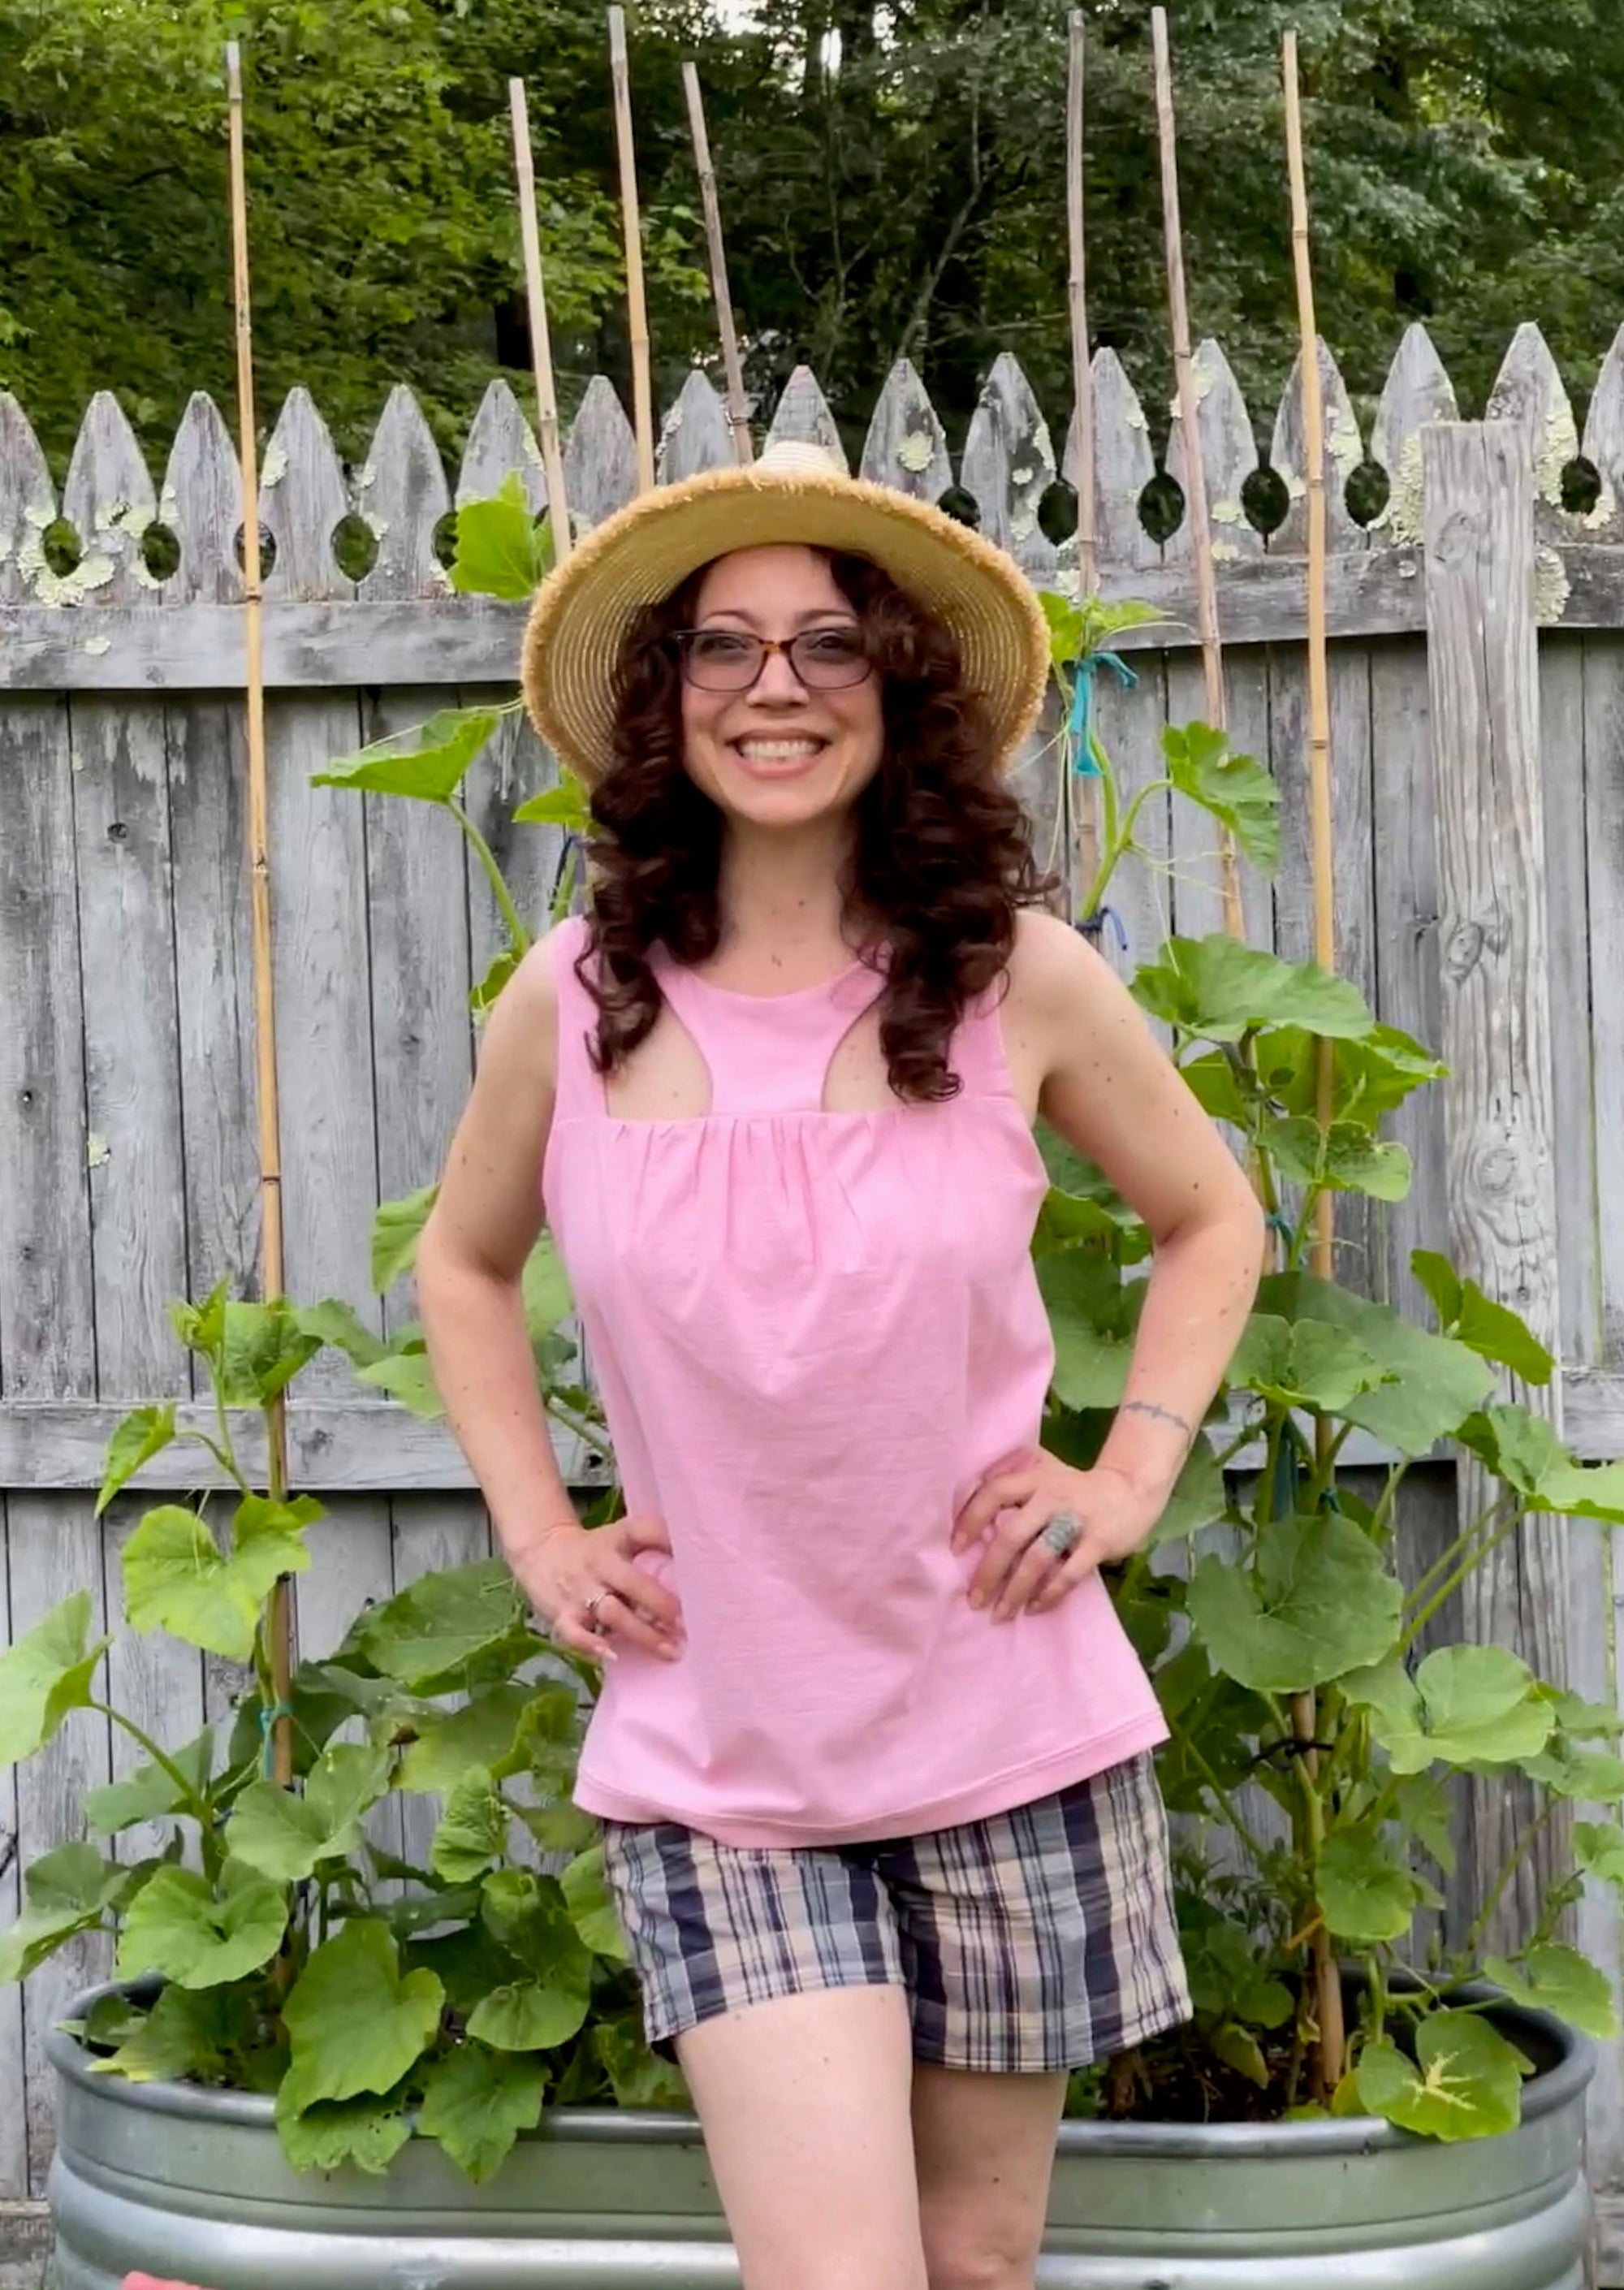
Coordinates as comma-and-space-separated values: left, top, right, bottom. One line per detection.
677, 545, 885, 833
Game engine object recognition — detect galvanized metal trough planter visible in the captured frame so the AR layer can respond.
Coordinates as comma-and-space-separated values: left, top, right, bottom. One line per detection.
49, 1990, 1592, 2289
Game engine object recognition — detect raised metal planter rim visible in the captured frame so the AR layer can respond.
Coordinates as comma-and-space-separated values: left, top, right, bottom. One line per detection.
50, 1978, 1592, 2163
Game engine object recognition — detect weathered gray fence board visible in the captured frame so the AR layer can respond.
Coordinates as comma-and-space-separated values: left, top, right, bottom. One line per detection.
1423, 420, 1566, 1950
1588, 641, 1624, 1368
1366, 637, 1446, 1326
1544, 638, 1600, 1364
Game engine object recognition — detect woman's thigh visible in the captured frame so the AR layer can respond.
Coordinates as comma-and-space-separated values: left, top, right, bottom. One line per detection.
912, 2062, 1067, 2290
677, 1984, 930, 2290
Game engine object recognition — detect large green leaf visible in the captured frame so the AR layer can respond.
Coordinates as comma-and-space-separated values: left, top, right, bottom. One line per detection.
122, 1497, 314, 1661
1484, 1945, 1618, 2040
1161, 722, 1281, 873
227, 1743, 391, 1882
1186, 1513, 1402, 1692
1456, 1402, 1624, 1523
522, 1234, 572, 1335
0, 1592, 111, 1771
275, 2084, 414, 2176
0, 1844, 128, 1983
355, 1560, 532, 1690
434, 1769, 512, 1883
1227, 1314, 1387, 1414
1354, 2013, 1527, 2141
358, 1345, 445, 1419
1262, 1023, 1446, 1124
1251, 1272, 1494, 1456
1522, 1738, 1624, 1803
86, 1726, 214, 1836
419, 2042, 546, 2183
292, 1298, 388, 1372
398, 1684, 532, 1795
86, 1983, 253, 2085
1575, 1821, 1624, 1888
1341, 1647, 1553, 1774
1410, 1253, 1555, 1385
1320, 1821, 1420, 1942
448, 477, 551, 599
280, 1918, 444, 2111
116, 1863, 287, 1989
512, 770, 590, 833
560, 1845, 629, 1962
373, 1184, 438, 1294
1132, 935, 1375, 1045
593, 2016, 690, 2109
313, 706, 504, 804
96, 1403, 178, 1517
219, 1300, 323, 1405
1038, 1251, 1140, 1409
1181, 1904, 1292, 2028
1262, 1117, 1412, 1203
1146, 1435, 1228, 1546
468, 1977, 590, 2052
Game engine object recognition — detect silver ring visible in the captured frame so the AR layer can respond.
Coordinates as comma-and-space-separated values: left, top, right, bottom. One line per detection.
582, 1588, 611, 1622
1042, 1510, 1084, 1558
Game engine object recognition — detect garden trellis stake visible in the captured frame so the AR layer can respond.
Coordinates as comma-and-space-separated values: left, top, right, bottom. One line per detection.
1065, 9, 1103, 914
1282, 22, 1346, 2095
508, 76, 574, 561
609, 6, 656, 492
1149, 6, 1244, 940
682, 63, 752, 468
225, 39, 295, 1791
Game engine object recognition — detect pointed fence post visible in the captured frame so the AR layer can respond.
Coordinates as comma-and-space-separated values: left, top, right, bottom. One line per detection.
1421, 418, 1566, 1951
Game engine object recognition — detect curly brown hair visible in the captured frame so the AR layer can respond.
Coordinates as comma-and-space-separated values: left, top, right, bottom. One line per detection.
577, 550, 1054, 1103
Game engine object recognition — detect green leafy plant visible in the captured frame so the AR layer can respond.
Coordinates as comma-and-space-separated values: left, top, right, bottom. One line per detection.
1036, 598, 1624, 2137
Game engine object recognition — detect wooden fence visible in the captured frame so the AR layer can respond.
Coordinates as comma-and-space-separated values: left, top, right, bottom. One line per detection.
5, 318, 1624, 2270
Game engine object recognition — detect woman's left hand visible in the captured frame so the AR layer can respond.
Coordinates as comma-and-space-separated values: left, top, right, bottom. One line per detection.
951, 1449, 1164, 1622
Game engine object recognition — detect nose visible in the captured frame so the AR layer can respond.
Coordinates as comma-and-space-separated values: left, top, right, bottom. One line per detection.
749, 642, 810, 702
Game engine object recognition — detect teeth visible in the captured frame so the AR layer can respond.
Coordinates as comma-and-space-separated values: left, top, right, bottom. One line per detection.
736, 738, 823, 760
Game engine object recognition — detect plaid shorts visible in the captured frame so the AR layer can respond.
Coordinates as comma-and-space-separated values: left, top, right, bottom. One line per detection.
600, 1752, 1190, 2073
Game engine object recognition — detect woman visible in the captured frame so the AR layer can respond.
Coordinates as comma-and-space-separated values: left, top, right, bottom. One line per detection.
417, 441, 1265, 2290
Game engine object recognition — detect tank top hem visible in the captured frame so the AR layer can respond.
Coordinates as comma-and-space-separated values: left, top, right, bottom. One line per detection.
572, 1709, 1169, 1849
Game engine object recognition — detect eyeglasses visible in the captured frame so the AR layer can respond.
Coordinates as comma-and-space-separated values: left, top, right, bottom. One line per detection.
672, 624, 873, 693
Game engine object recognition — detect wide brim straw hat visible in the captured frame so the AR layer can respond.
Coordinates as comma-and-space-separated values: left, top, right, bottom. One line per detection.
520, 441, 1052, 785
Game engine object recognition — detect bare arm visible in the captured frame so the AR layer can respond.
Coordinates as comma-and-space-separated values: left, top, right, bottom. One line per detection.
956, 910, 1266, 1618
416, 934, 680, 1663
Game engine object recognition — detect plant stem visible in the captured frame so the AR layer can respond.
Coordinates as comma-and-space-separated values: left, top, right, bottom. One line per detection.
1401, 1503, 1523, 1650
1402, 1496, 1514, 1618
1182, 1738, 1272, 1865
1466, 1802, 1553, 1960
449, 798, 533, 957
91, 1705, 212, 1828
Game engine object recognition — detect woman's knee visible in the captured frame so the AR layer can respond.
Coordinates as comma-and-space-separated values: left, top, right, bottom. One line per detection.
919, 2206, 1041, 2290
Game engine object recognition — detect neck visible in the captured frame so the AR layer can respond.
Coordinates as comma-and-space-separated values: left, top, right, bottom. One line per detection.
716, 814, 860, 968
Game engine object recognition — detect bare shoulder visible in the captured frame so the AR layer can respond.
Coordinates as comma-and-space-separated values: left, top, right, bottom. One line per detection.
1002, 905, 1118, 1030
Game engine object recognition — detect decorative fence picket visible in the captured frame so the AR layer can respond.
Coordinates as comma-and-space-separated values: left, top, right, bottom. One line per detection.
7, 328, 1624, 2273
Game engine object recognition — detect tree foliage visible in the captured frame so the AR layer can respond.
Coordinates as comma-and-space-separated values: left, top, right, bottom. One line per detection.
4, 0, 1623, 495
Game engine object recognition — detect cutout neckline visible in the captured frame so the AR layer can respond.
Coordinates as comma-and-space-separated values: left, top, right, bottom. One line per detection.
654, 946, 879, 1006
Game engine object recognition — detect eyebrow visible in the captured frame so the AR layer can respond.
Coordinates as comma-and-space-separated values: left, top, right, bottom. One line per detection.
695, 607, 861, 631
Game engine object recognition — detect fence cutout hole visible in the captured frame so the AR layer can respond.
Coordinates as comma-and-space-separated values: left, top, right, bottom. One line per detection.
333, 514, 379, 582
232, 523, 278, 578
1038, 480, 1078, 547
937, 485, 981, 531
1345, 460, 1390, 528
432, 510, 460, 569
40, 518, 83, 578
1561, 456, 1602, 517
140, 523, 181, 583
1138, 469, 1185, 547
1242, 466, 1289, 537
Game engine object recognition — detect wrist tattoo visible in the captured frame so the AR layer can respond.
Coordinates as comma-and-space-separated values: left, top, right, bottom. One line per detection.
1119, 1399, 1194, 1444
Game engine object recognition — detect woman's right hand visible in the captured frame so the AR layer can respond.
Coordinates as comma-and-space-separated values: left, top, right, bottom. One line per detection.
508, 1514, 684, 1664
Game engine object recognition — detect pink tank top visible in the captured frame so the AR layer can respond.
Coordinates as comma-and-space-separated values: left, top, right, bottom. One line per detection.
543, 915, 1166, 1847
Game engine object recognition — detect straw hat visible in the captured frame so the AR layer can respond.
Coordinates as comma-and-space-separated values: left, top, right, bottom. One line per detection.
520, 442, 1052, 785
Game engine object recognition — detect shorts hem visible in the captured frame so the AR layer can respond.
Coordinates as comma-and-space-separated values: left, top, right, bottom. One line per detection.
911, 1992, 1194, 2076
643, 1967, 907, 2055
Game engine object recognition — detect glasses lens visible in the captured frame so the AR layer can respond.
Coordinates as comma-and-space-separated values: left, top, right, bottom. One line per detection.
680, 631, 762, 690
792, 628, 871, 687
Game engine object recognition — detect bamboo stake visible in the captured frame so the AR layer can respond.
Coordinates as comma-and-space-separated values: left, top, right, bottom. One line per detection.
1283, 23, 1346, 2102
608, 6, 655, 492
1149, 6, 1244, 941
225, 41, 293, 1792
682, 62, 752, 466
1066, 9, 1103, 917
508, 77, 573, 563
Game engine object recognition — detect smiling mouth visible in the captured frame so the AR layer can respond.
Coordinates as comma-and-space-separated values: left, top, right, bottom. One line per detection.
728, 737, 830, 767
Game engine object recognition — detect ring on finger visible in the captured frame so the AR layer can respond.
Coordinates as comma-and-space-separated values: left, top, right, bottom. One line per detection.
1041, 1510, 1084, 1559
582, 1588, 615, 1635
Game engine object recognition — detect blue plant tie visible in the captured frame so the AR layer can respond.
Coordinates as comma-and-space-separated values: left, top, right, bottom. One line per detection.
258, 1699, 296, 1779
1265, 1209, 1294, 1246
1068, 650, 1138, 776
1077, 905, 1128, 951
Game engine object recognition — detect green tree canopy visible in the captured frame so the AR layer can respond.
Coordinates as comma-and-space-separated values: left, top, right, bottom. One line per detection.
2, 0, 1622, 480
